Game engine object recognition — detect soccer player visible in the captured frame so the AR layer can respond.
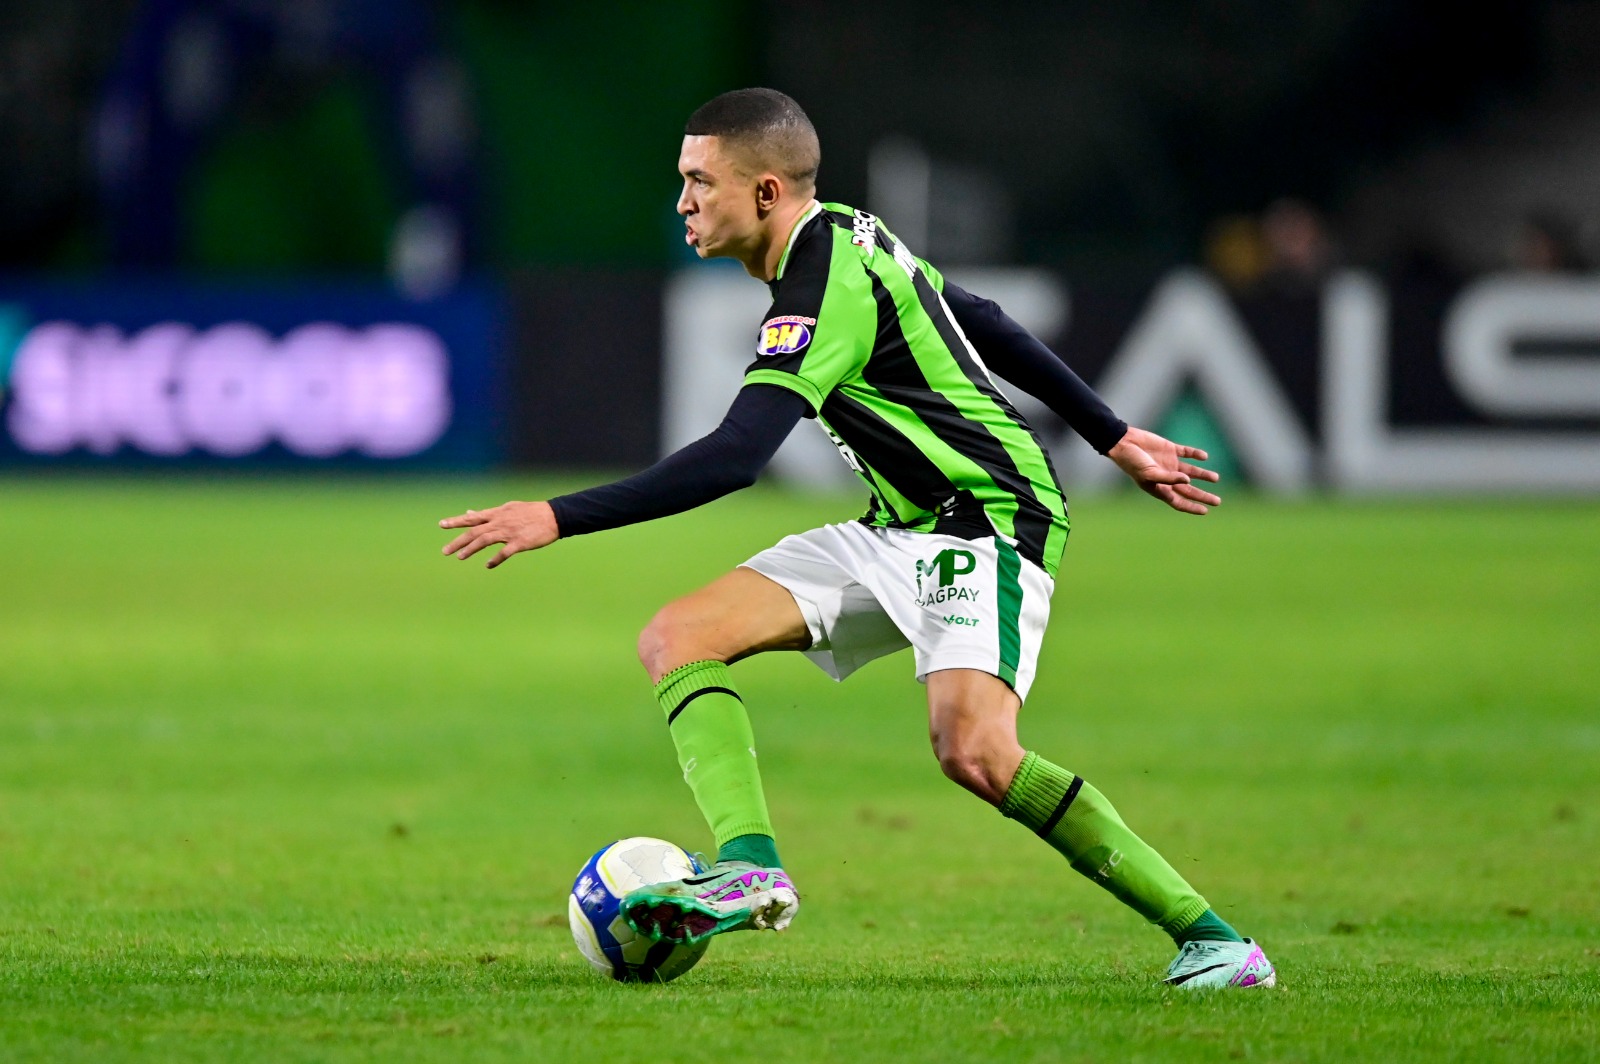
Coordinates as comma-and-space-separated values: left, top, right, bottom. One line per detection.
441, 88, 1275, 989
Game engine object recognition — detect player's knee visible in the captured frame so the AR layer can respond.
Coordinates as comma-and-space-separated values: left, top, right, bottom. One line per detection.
929, 715, 1018, 802
636, 600, 708, 679
935, 747, 988, 792
930, 726, 986, 790
636, 608, 675, 676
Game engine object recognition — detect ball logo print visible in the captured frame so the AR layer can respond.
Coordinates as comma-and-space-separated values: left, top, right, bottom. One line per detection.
756, 315, 815, 357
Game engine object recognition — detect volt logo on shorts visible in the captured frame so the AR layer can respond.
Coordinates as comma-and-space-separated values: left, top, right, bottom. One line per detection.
756, 315, 815, 357
916, 548, 979, 606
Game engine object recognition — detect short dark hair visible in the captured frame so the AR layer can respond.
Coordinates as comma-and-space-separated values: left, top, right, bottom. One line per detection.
685, 88, 820, 191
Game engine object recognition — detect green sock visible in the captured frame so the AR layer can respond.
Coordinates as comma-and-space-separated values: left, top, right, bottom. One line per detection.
717, 832, 782, 868
999, 751, 1212, 943
654, 661, 775, 850
1174, 908, 1244, 945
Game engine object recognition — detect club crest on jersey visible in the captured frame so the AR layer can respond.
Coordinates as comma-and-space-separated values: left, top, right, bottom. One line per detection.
757, 315, 816, 357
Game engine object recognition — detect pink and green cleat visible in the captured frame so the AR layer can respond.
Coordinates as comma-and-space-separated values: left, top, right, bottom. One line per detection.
623, 862, 799, 946
1164, 938, 1277, 989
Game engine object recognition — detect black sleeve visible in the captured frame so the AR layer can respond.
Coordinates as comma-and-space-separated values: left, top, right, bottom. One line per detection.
943, 281, 1128, 455
547, 384, 809, 537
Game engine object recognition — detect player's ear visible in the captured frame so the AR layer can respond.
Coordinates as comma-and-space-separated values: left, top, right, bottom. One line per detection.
754, 173, 782, 213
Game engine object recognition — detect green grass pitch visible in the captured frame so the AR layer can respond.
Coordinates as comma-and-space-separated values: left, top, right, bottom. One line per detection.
1, 476, 1597, 1062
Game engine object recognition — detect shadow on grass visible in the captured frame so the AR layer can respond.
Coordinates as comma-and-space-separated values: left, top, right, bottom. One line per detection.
4, 944, 1142, 997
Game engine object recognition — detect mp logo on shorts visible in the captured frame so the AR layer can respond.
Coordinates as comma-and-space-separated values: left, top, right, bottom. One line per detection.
915, 548, 981, 607
756, 315, 815, 357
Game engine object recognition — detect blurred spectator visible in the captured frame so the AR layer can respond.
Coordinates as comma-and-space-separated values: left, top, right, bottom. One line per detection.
0, 1, 136, 270
96, 0, 474, 294
1510, 210, 1588, 272
1203, 214, 1269, 291
1203, 199, 1337, 295
1388, 226, 1463, 287
1259, 198, 1333, 293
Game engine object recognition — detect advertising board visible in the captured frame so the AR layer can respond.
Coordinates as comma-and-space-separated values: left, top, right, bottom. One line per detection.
663, 268, 1600, 494
0, 282, 505, 469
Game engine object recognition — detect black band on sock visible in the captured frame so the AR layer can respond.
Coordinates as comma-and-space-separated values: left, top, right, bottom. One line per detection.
1037, 775, 1084, 837
665, 686, 741, 726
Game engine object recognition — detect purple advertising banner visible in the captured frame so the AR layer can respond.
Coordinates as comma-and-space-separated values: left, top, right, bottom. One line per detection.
0, 281, 505, 468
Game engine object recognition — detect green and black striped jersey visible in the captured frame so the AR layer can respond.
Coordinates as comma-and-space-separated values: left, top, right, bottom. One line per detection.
745, 201, 1070, 577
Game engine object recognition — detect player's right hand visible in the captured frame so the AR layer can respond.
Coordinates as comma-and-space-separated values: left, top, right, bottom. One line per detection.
439, 500, 559, 569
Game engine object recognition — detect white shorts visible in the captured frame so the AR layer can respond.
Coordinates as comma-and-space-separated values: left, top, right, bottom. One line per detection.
741, 522, 1055, 702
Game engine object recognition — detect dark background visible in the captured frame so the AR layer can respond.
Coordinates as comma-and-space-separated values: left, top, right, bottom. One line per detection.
2, 0, 1597, 469
3, 0, 1587, 277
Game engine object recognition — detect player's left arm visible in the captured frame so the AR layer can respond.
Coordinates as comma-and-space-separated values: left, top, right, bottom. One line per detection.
940, 281, 1220, 515
1103, 426, 1221, 516
438, 384, 808, 568
939, 280, 1126, 453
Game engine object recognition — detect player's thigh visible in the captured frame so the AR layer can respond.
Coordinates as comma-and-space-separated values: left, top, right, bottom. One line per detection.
638, 566, 812, 679
925, 667, 1022, 754
925, 668, 1025, 803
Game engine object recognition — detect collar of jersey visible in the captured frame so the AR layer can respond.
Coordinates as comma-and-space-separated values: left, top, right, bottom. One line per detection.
774, 200, 824, 282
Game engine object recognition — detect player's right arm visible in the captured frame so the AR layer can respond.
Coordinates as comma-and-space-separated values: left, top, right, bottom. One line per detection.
941, 281, 1221, 515
438, 384, 808, 569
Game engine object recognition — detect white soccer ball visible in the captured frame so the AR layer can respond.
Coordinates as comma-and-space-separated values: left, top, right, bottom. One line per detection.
568, 836, 711, 983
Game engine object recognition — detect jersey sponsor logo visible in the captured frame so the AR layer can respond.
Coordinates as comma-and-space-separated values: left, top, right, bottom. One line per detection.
893, 239, 918, 279
756, 314, 815, 357
851, 210, 878, 253
822, 420, 865, 474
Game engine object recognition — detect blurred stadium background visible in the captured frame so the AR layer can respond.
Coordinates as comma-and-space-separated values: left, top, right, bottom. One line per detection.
2, 2, 1599, 1060
3, 0, 1600, 483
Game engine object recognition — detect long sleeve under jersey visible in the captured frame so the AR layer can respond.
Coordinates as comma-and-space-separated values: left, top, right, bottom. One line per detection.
548, 384, 807, 537
940, 281, 1128, 456
547, 284, 1125, 538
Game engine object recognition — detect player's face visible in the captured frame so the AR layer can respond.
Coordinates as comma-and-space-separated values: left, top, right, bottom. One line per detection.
676, 135, 761, 260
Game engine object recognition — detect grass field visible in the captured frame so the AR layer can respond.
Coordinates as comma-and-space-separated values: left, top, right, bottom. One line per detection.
1, 476, 1597, 1062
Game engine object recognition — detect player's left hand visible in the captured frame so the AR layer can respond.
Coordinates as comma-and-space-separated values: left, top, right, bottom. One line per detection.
439, 500, 559, 568
1106, 426, 1222, 515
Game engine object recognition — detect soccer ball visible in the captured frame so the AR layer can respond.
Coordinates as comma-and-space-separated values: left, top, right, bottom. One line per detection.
568, 836, 711, 983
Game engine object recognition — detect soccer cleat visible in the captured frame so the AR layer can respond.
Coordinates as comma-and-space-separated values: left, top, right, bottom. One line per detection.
622, 861, 799, 946
1163, 938, 1277, 989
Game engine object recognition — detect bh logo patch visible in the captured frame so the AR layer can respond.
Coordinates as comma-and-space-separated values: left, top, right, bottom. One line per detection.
757, 315, 815, 357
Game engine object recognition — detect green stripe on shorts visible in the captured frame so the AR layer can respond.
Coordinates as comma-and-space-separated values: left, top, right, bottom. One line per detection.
995, 538, 1023, 687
